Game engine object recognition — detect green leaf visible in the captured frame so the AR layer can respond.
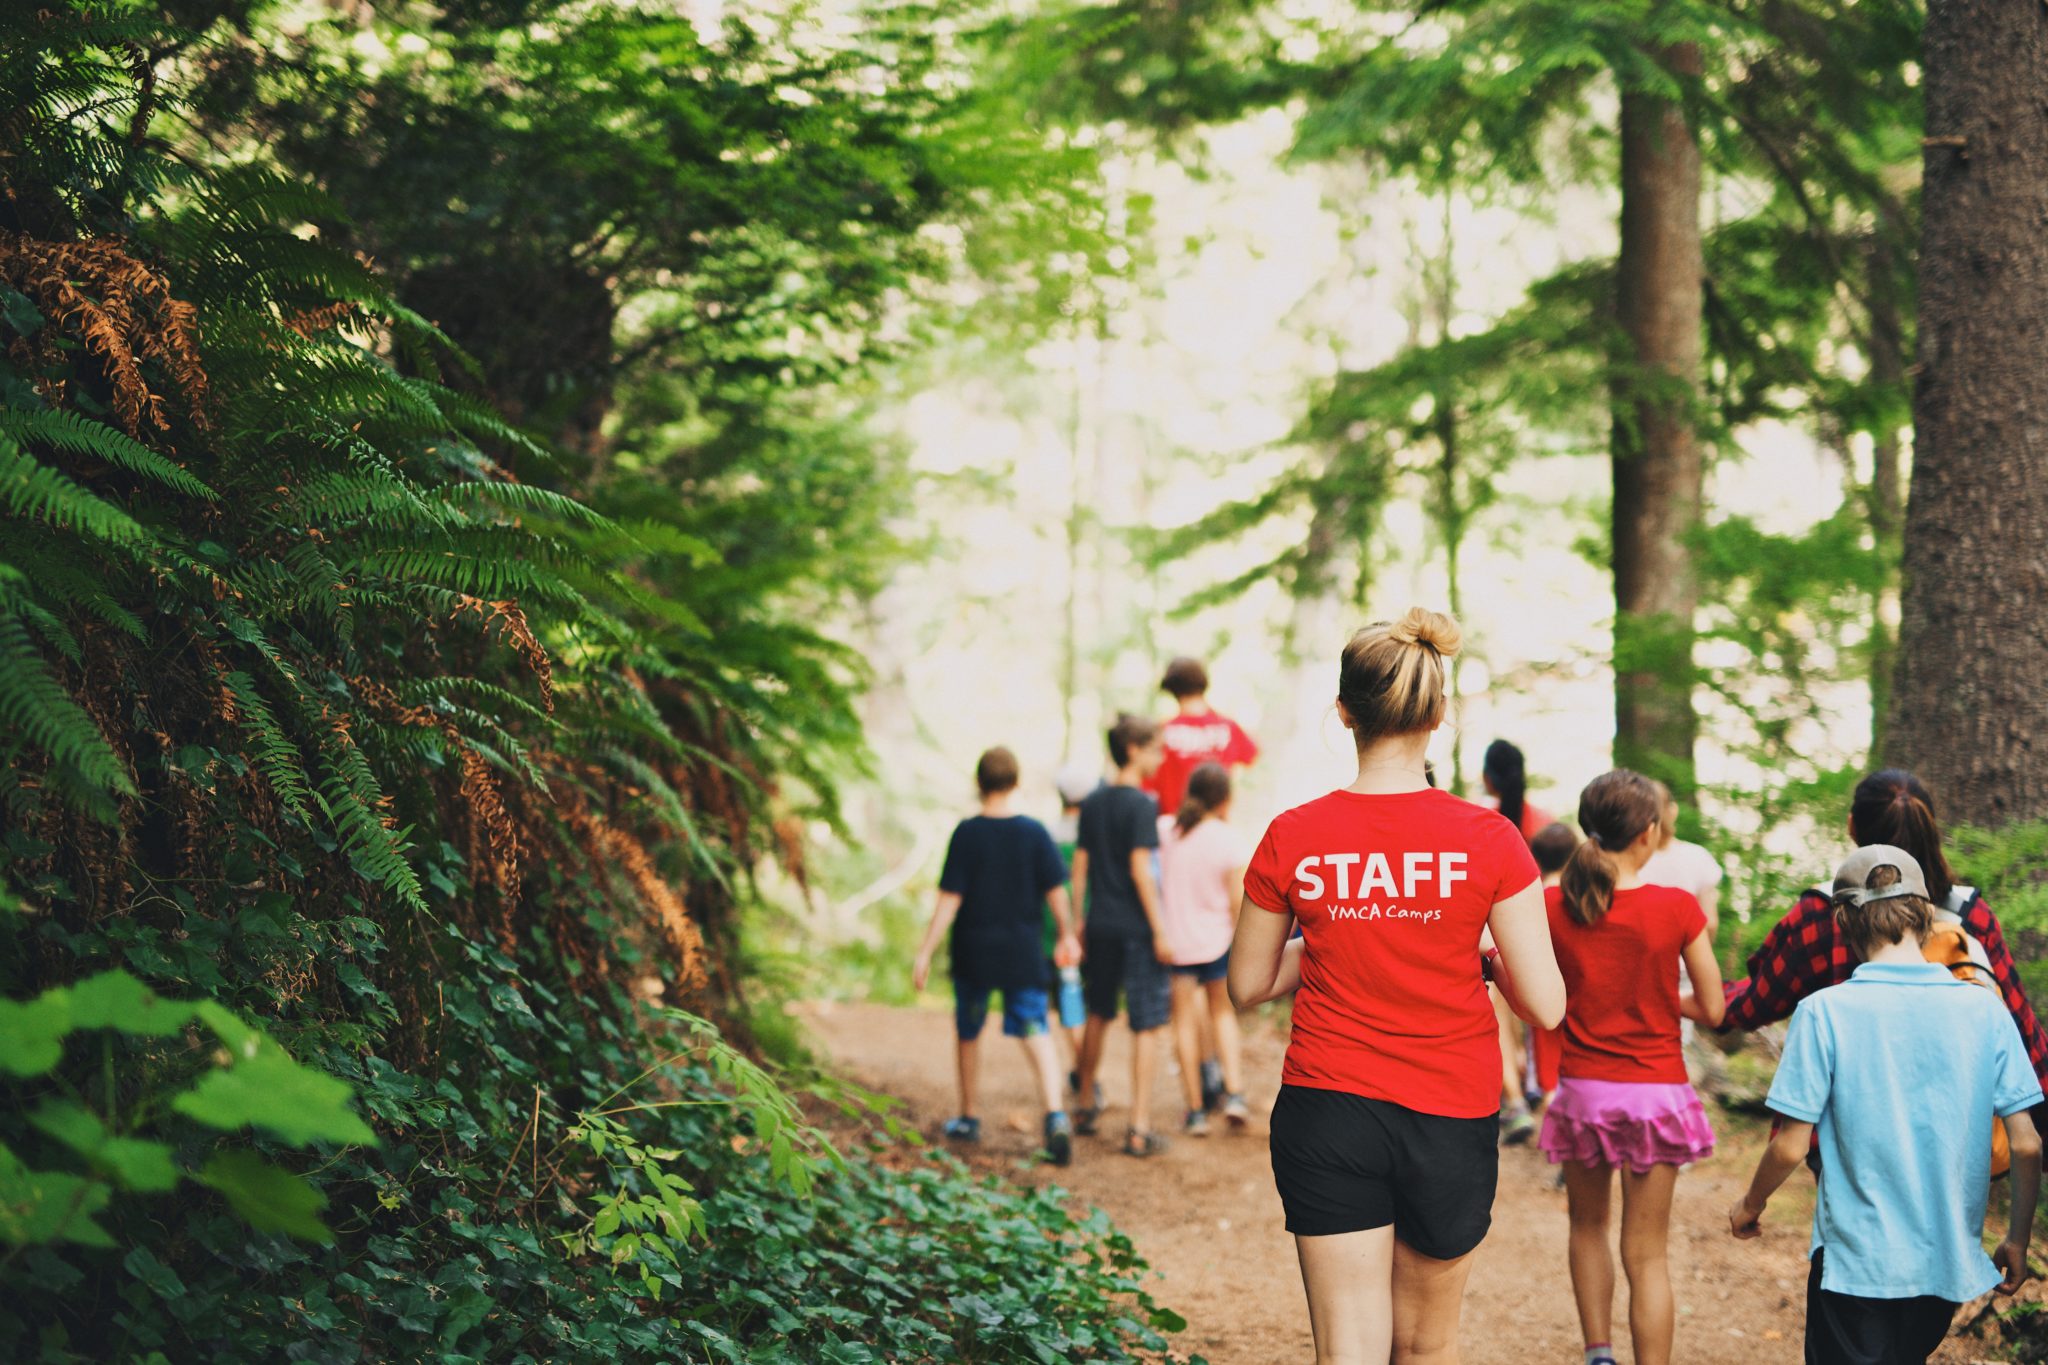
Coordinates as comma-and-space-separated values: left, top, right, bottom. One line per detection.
0, 1142, 114, 1248
0, 988, 71, 1076
195, 1150, 333, 1242
172, 1046, 376, 1148
29, 1101, 179, 1193
67, 970, 197, 1036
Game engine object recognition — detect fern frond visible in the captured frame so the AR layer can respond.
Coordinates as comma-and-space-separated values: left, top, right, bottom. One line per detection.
0, 585, 134, 807
0, 406, 219, 500
221, 669, 316, 824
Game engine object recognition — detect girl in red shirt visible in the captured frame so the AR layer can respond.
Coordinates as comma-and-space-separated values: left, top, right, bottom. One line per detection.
1539, 770, 1724, 1365
1229, 608, 1565, 1363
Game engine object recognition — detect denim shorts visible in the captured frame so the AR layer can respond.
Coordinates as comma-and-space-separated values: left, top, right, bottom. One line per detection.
1173, 950, 1230, 985
954, 981, 1050, 1041
1080, 931, 1172, 1032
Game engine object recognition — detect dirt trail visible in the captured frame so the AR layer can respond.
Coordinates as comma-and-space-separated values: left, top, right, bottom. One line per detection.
807, 1000, 2006, 1365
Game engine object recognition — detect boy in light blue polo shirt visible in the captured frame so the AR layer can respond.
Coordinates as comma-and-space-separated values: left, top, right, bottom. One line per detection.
1729, 844, 2043, 1365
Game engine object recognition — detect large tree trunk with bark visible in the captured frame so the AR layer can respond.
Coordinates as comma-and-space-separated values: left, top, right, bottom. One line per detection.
1887, 0, 2048, 827
1610, 44, 1705, 789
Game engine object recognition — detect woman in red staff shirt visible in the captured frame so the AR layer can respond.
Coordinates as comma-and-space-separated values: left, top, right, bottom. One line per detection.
1229, 609, 1565, 1365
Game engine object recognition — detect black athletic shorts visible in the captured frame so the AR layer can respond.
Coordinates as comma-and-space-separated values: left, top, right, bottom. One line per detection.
1803, 1248, 1957, 1365
1268, 1083, 1498, 1259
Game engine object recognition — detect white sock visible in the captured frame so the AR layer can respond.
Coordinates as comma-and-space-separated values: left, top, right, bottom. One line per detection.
1584, 1345, 1615, 1365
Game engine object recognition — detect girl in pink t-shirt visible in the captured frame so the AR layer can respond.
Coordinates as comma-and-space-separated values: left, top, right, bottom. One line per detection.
1157, 761, 1253, 1133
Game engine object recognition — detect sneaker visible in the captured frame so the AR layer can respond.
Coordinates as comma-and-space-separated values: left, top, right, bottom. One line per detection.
942, 1115, 982, 1143
1500, 1105, 1536, 1147
1074, 1101, 1102, 1137
1183, 1108, 1211, 1137
1043, 1112, 1073, 1167
1199, 1058, 1225, 1113
1222, 1092, 1250, 1129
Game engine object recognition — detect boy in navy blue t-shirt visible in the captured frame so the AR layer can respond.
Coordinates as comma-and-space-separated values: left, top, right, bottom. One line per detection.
913, 747, 1080, 1165
1730, 844, 2042, 1365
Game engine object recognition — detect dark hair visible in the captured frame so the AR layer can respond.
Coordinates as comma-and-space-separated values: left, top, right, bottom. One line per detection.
1832, 862, 1935, 959
1530, 821, 1579, 877
1849, 769, 1957, 907
1337, 608, 1461, 747
1107, 713, 1159, 769
1560, 769, 1663, 927
1175, 762, 1232, 834
975, 746, 1019, 796
1483, 739, 1527, 831
1160, 657, 1209, 699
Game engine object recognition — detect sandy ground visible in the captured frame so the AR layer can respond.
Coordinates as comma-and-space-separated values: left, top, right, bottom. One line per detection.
805, 999, 2018, 1365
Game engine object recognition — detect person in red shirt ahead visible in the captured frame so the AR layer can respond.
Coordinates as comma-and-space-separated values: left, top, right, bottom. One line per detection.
1229, 608, 1564, 1364
1148, 656, 1260, 817
1539, 770, 1724, 1365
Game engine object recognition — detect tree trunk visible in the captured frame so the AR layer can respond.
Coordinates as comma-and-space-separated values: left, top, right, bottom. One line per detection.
1886, 0, 2048, 827
1610, 44, 1705, 790
1864, 231, 1906, 760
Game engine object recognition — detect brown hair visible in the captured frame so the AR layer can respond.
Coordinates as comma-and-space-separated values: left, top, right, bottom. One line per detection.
1650, 779, 1678, 844
1337, 608, 1463, 747
1161, 657, 1210, 699
1530, 821, 1579, 877
1175, 761, 1232, 834
975, 746, 1019, 796
1832, 862, 1936, 959
1560, 769, 1663, 927
1107, 713, 1159, 769
1849, 769, 1957, 907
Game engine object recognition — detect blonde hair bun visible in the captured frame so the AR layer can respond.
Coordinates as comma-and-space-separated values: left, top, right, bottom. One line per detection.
1387, 607, 1464, 660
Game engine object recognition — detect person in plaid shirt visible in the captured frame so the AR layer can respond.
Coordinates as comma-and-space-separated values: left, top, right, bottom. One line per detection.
1721, 770, 2048, 1099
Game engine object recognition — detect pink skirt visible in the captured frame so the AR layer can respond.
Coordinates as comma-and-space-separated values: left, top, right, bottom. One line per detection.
1539, 1078, 1715, 1172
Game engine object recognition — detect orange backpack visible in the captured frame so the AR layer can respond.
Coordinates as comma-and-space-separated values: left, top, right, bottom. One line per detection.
1923, 890, 2010, 1177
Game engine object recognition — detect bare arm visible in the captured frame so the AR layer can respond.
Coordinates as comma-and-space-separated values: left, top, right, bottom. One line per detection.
1487, 876, 1564, 1030
911, 891, 963, 993
1679, 928, 1726, 1027
1228, 896, 1300, 1008
1131, 847, 1170, 963
1069, 848, 1089, 934
1697, 884, 1720, 941
1999, 1111, 2043, 1293
1046, 885, 1080, 967
1730, 1118, 1815, 1238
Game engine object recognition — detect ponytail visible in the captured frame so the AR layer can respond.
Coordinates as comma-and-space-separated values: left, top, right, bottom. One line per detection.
1559, 837, 1616, 928
1175, 761, 1232, 835
1560, 769, 1663, 927
1849, 769, 1957, 906
1483, 740, 1527, 831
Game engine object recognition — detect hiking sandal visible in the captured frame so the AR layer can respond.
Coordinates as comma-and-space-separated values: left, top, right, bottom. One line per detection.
1123, 1127, 1167, 1158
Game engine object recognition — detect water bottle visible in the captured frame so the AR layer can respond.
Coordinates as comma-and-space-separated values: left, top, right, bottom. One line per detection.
1057, 964, 1084, 1027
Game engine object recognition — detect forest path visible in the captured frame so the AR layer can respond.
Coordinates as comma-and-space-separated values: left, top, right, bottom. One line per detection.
806, 1000, 1998, 1365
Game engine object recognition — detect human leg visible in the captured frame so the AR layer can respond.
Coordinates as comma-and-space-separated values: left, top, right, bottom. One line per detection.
1562, 1161, 1616, 1352
1129, 1024, 1162, 1141
1123, 933, 1174, 1142
1617, 1163, 1678, 1365
1390, 1239, 1479, 1365
1204, 976, 1245, 1093
1169, 972, 1205, 1117
1295, 1227, 1397, 1365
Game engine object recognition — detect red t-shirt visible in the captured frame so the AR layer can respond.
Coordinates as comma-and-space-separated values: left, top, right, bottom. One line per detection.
1147, 711, 1259, 815
1244, 788, 1540, 1118
1545, 883, 1707, 1084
